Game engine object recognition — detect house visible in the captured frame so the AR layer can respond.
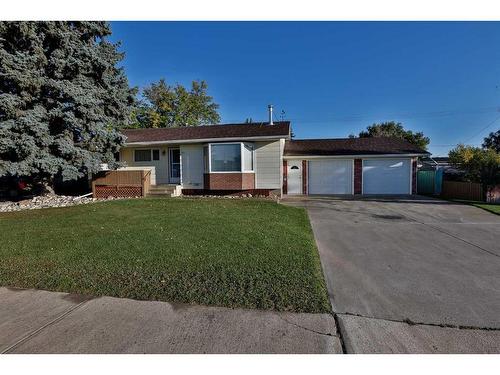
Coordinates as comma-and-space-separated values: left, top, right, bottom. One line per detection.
119, 120, 428, 197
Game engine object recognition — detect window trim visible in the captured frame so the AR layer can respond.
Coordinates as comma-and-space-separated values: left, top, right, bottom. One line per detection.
208, 142, 255, 173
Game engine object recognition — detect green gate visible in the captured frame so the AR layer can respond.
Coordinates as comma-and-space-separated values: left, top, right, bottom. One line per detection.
417, 170, 436, 195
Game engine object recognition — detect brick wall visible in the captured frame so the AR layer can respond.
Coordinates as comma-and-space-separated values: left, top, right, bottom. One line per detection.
203, 173, 255, 190
182, 189, 276, 197
282, 160, 288, 194
354, 159, 362, 194
302, 160, 307, 194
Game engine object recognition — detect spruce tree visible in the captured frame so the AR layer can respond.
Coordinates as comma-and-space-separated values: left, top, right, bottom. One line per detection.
0, 22, 135, 193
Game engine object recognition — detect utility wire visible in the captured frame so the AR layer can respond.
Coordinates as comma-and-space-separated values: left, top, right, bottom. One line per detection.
223, 106, 500, 124
461, 114, 500, 144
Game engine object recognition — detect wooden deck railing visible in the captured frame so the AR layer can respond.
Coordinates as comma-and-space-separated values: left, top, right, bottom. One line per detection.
92, 170, 151, 198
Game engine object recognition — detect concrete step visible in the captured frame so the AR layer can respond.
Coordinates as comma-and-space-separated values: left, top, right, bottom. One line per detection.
148, 185, 182, 197
149, 189, 175, 193
148, 192, 175, 197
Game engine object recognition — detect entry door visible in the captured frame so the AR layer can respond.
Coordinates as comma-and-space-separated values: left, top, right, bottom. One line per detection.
169, 148, 181, 184
287, 160, 303, 194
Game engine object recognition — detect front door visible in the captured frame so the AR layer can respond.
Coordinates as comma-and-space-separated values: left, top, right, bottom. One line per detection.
169, 148, 181, 184
287, 160, 303, 194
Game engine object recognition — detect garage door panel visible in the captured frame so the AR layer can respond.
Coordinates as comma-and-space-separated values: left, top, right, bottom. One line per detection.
363, 159, 410, 194
309, 160, 353, 194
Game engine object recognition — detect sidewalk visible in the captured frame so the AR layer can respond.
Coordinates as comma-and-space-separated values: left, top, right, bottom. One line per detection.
0, 287, 342, 354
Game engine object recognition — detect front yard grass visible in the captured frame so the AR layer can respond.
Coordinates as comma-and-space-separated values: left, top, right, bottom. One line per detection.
0, 198, 330, 313
451, 199, 500, 216
472, 203, 500, 215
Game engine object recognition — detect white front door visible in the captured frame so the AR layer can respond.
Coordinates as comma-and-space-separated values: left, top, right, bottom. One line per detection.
287, 160, 303, 194
169, 148, 181, 184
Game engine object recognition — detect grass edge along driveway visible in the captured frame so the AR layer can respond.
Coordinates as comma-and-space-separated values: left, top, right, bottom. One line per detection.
0, 198, 331, 313
451, 199, 500, 216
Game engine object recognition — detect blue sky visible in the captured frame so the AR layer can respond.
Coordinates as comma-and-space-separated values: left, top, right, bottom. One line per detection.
110, 21, 500, 156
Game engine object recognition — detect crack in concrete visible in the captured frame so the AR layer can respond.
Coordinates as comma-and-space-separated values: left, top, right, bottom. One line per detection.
332, 313, 348, 354
276, 314, 340, 338
1, 299, 89, 354
337, 311, 500, 332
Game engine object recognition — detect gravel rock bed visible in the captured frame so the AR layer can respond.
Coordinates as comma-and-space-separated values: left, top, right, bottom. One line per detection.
0, 195, 125, 213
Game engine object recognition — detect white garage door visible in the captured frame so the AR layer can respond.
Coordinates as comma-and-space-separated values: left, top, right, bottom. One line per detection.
363, 159, 411, 194
308, 159, 353, 194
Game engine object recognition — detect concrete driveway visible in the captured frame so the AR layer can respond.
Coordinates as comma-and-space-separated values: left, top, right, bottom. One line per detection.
283, 196, 500, 353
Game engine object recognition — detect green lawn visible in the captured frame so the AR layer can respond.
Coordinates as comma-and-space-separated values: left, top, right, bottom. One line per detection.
0, 198, 330, 313
472, 203, 500, 215
451, 199, 500, 215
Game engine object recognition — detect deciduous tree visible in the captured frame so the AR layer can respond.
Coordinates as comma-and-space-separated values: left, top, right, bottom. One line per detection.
448, 144, 500, 195
354, 121, 430, 150
483, 129, 500, 152
131, 78, 220, 128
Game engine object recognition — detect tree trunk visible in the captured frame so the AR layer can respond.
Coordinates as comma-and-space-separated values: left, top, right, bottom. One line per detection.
36, 176, 56, 196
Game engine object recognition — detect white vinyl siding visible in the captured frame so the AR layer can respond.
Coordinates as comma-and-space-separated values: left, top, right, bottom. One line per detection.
254, 140, 282, 189
362, 158, 411, 194
308, 159, 353, 195
180, 144, 204, 188
120, 147, 168, 185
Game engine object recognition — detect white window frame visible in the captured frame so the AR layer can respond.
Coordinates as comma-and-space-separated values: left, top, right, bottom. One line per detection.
134, 149, 152, 162
134, 149, 161, 162
208, 142, 255, 173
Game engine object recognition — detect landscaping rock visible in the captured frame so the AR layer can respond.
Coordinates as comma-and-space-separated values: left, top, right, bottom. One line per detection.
0, 195, 126, 213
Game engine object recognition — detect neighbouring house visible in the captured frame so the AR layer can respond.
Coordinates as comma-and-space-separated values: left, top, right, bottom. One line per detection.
118, 119, 428, 197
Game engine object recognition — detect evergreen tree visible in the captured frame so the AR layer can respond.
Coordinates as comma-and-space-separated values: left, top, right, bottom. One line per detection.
0, 22, 135, 193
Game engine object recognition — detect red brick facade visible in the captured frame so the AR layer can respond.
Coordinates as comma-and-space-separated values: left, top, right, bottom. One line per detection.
354, 159, 362, 195
302, 160, 307, 194
203, 173, 255, 190
412, 158, 417, 194
282, 160, 288, 194
182, 189, 275, 197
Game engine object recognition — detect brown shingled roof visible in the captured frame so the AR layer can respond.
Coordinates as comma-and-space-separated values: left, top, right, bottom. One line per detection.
284, 137, 428, 156
121, 122, 290, 143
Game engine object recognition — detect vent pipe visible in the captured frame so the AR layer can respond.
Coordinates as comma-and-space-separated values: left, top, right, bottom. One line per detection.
268, 104, 274, 125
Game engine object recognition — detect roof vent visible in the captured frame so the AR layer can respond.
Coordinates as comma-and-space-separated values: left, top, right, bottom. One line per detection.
268, 104, 274, 125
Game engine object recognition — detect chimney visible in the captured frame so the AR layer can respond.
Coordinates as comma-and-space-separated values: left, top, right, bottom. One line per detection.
268, 104, 274, 125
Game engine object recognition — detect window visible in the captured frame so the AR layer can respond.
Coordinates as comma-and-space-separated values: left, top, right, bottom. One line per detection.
210, 144, 242, 172
243, 143, 253, 171
134, 149, 151, 162
134, 149, 160, 162
208, 142, 254, 173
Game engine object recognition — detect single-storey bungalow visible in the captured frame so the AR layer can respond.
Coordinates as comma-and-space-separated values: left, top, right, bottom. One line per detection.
119, 120, 428, 197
